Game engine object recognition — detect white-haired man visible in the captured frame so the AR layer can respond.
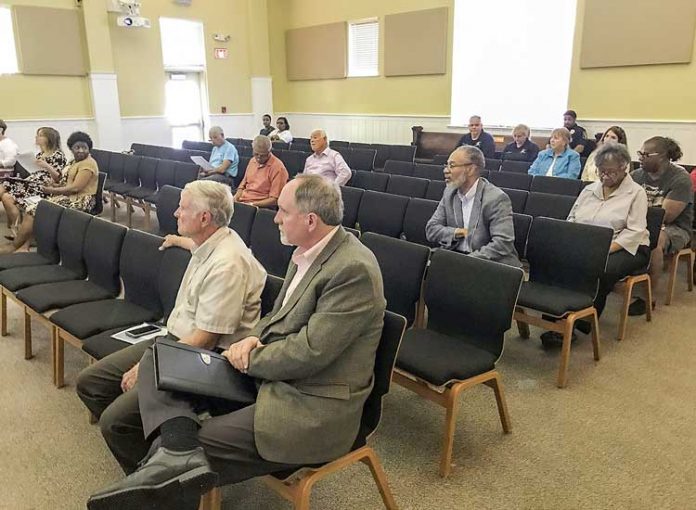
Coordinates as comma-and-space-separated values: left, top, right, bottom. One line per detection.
199, 126, 239, 185
302, 129, 351, 186
79, 181, 266, 504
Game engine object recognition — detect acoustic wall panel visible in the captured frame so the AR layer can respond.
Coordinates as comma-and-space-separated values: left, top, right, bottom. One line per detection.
286, 22, 347, 80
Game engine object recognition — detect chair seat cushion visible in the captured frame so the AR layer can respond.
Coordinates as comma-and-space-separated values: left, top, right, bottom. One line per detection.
517, 281, 594, 317
143, 191, 160, 204
16, 281, 115, 313
104, 179, 120, 191
125, 187, 157, 200
396, 329, 498, 387
108, 183, 139, 195
0, 265, 82, 292
0, 252, 54, 271
82, 327, 136, 360
51, 299, 160, 339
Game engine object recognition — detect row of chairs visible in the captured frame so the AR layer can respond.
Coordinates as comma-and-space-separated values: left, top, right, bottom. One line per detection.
130, 142, 211, 164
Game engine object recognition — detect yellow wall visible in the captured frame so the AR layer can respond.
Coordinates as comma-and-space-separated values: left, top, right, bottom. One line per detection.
568, 0, 696, 120
268, 0, 453, 115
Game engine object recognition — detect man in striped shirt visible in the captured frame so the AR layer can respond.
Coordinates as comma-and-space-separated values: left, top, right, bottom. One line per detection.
302, 129, 352, 186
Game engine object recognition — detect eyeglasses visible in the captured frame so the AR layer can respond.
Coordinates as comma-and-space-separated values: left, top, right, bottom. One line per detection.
636, 151, 661, 158
597, 166, 625, 176
444, 161, 474, 169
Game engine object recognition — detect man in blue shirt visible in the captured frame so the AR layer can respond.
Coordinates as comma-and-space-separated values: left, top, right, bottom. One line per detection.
200, 126, 239, 186
457, 116, 496, 158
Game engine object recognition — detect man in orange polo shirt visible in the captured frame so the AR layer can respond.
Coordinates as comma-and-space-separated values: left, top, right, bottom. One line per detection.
234, 135, 289, 208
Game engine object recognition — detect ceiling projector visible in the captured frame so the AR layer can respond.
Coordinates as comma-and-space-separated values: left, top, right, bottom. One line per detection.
116, 15, 151, 28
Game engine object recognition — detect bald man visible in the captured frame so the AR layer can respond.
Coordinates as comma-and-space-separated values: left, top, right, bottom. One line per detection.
302, 129, 352, 186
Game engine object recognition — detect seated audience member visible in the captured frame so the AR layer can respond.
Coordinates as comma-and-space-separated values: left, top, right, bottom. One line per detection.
302, 129, 351, 186
0, 119, 18, 170
84, 174, 385, 509
426, 146, 521, 267
234, 135, 289, 208
581, 126, 628, 182
199, 126, 239, 185
78, 181, 267, 497
457, 115, 496, 158
1, 127, 66, 232
540, 143, 649, 345
259, 114, 274, 136
690, 167, 696, 193
0, 131, 98, 254
528, 127, 581, 179
503, 124, 539, 162
563, 110, 587, 155
269, 116, 293, 143
628, 136, 694, 316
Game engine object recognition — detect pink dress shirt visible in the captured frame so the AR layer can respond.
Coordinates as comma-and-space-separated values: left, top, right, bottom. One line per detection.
303, 147, 352, 186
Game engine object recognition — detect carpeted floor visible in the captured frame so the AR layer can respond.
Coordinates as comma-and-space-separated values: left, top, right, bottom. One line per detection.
0, 205, 695, 510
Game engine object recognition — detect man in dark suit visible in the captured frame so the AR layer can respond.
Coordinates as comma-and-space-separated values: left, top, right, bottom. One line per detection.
457, 115, 496, 158
87, 175, 386, 509
426, 146, 521, 268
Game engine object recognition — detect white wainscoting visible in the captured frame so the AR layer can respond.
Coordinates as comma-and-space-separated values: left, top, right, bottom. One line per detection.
5, 118, 95, 155
120, 116, 171, 149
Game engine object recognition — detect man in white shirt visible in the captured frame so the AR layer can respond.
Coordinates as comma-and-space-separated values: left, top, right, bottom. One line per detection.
0, 120, 19, 170
302, 129, 352, 186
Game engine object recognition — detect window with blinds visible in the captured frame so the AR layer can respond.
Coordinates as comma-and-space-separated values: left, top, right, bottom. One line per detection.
0, 6, 19, 75
159, 17, 206, 71
348, 19, 379, 77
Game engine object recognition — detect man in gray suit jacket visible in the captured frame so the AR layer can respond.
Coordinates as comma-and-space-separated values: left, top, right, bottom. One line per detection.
426, 146, 521, 268
87, 175, 386, 509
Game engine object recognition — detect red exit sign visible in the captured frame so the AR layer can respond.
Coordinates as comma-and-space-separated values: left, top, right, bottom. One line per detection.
214, 48, 228, 59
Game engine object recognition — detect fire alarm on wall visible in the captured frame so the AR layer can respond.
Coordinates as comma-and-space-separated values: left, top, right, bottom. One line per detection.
173, 0, 193, 5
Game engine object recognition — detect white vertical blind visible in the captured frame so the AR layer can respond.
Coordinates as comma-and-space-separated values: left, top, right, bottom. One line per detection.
450, 0, 577, 129
348, 20, 379, 77
0, 7, 19, 75
159, 17, 206, 71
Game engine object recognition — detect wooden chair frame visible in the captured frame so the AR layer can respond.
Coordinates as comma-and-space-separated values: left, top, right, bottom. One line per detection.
126, 196, 154, 231
392, 368, 510, 478
665, 246, 694, 305
54, 326, 86, 388
514, 306, 600, 388
616, 273, 653, 341
198, 445, 396, 510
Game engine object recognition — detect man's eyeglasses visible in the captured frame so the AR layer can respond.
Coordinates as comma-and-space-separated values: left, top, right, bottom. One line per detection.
636, 151, 660, 158
443, 161, 474, 170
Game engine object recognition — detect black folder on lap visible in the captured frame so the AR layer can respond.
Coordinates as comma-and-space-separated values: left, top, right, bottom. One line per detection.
152, 338, 257, 403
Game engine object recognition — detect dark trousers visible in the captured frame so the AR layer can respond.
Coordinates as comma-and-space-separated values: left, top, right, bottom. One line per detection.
595, 246, 650, 316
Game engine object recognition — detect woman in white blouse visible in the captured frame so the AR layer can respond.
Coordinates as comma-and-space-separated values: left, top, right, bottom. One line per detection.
581, 126, 628, 182
269, 116, 293, 143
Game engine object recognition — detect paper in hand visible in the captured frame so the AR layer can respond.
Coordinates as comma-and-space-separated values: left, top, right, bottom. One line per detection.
190, 156, 214, 171
16, 153, 44, 174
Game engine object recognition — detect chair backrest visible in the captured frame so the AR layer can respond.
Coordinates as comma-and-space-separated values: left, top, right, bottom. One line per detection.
290, 141, 311, 153
156, 185, 181, 236
523, 192, 576, 219
646, 206, 666, 250
89, 172, 107, 216
169, 148, 190, 162
385, 175, 428, 198
120, 229, 165, 315
512, 213, 532, 259
388, 144, 416, 163
56, 208, 92, 277
353, 310, 407, 447
158, 246, 192, 320
425, 180, 446, 201
83, 217, 127, 296
485, 158, 502, 171
174, 162, 199, 189
275, 149, 306, 178
106, 152, 125, 183
357, 190, 409, 238
526, 217, 613, 297
261, 274, 284, 318
249, 208, 293, 277
361, 233, 429, 326
425, 249, 523, 356
372, 144, 391, 169
340, 186, 363, 228
500, 187, 529, 214
137, 157, 159, 190
432, 154, 449, 165
122, 154, 141, 186
272, 141, 289, 150
383, 160, 415, 177
182, 140, 212, 152
488, 171, 533, 191
530, 175, 583, 197
402, 197, 439, 247
413, 163, 445, 181
331, 140, 350, 149
34, 200, 64, 263
91, 149, 112, 178
155, 159, 177, 189
229, 202, 257, 246
350, 170, 390, 193
501, 159, 532, 174
350, 148, 377, 171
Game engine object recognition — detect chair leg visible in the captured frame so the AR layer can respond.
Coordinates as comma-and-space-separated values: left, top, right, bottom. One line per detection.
687, 251, 695, 292
293, 478, 314, 510
439, 386, 461, 477
126, 198, 133, 229
589, 310, 601, 362
110, 193, 117, 222
143, 203, 152, 231
484, 374, 511, 434
516, 320, 530, 339
23, 309, 32, 360
665, 253, 679, 305
54, 328, 64, 388
198, 487, 221, 510
556, 320, 574, 389
617, 278, 634, 341
360, 448, 398, 509
1, 291, 7, 337
645, 278, 654, 323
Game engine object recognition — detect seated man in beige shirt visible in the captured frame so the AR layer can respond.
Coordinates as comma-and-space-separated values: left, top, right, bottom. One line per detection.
77, 180, 267, 480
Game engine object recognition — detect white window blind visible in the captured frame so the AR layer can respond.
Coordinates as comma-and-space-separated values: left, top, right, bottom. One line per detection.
0, 7, 19, 75
159, 17, 206, 71
348, 20, 378, 77
450, 0, 577, 129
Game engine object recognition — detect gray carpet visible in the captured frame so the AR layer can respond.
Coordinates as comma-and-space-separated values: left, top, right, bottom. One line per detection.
1, 205, 694, 510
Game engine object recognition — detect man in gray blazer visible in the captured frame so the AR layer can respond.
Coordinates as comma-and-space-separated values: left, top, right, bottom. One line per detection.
426, 146, 521, 268
87, 175, 386, 509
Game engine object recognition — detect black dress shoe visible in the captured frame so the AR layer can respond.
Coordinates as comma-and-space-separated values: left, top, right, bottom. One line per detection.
628, 298, 655, 316
540, 331, 577, 349
87, 447, 217, 510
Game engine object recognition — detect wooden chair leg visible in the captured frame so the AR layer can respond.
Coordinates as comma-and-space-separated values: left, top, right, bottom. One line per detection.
687, 251, 695, 292
293, 478, 313, 510
1, 291, 7, 337
617, 278, 634, 341
484, 374, 511, 434
198, 487, 221, 510
360, 448, 398, 510
143, 203, 152, 231
665, 254, 679, 305
645, 278, 654, 322
590, 310, 601, 361
516, 319, 530, 339
556, 320, 574, 389
439, 386, 461, 477
110, 193, 117, 222
54, 329, 65, 388
126, 198, 133, 228
23, 309, 32, 360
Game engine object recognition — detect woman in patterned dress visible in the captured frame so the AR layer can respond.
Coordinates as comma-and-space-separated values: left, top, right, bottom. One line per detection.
0, 127, 66, 229
1, 131, 99, 253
